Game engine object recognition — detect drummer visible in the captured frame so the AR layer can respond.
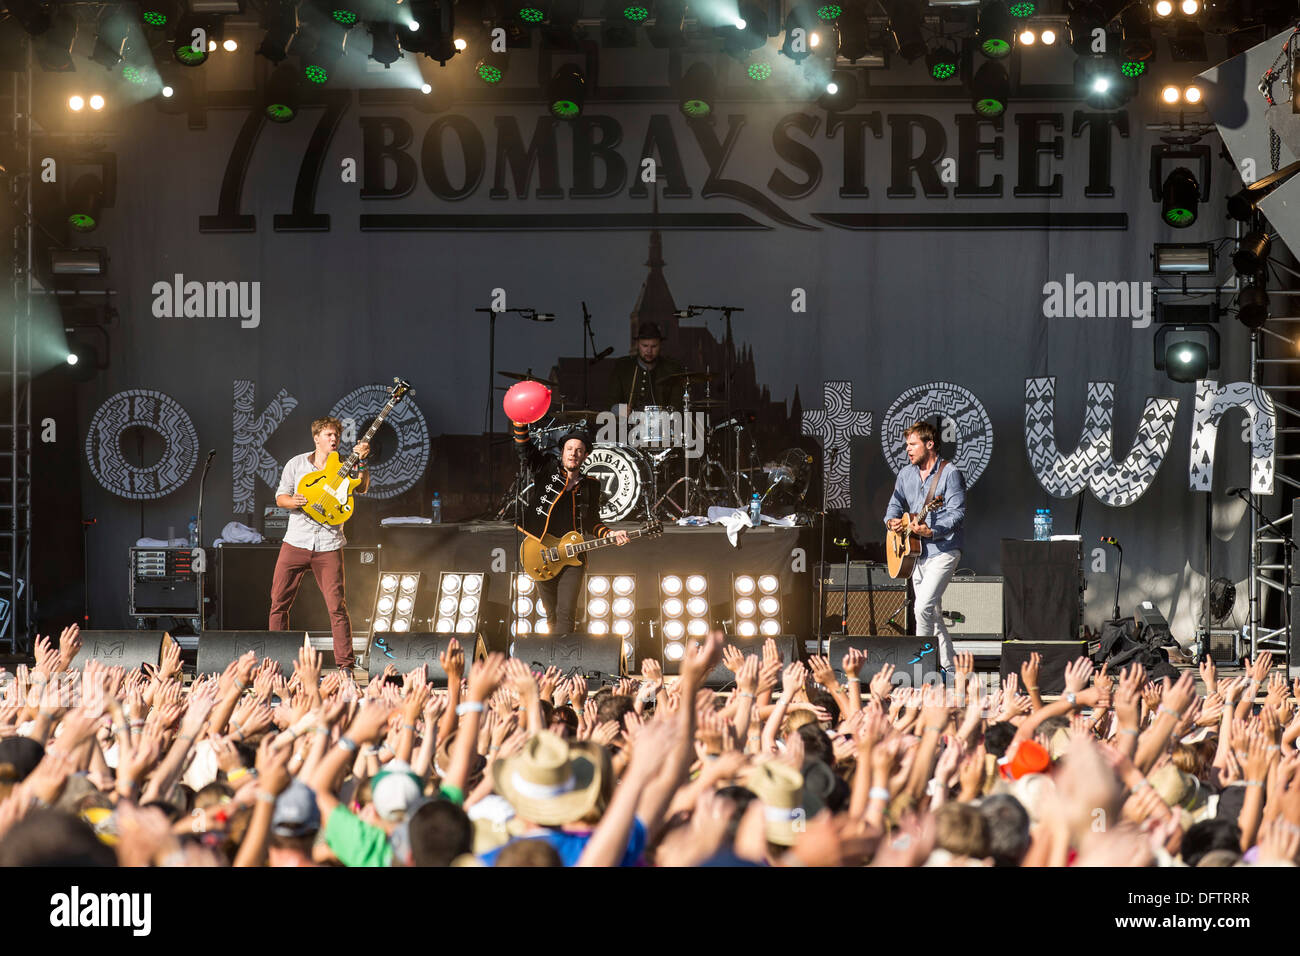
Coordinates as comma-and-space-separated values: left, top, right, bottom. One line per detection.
607, 321, 688, 413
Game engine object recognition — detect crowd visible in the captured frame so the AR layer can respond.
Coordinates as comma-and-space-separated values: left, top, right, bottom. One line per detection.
1, 623, 1299, 868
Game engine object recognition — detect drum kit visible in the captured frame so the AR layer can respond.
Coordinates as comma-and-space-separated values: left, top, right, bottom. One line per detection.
495, 369, 814, 524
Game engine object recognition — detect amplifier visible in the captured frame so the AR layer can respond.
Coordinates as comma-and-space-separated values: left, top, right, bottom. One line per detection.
217, 544, 381, 634
129, 548, 200, 616
262, 507, 291, 541
816, 563, 908, 635
942, 575, 1004, 636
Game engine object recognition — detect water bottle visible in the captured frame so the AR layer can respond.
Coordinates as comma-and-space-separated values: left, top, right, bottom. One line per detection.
187, 516, 199, 547
748, 493, 762, 525
431, 493, 442, 524
1032, 509, 1044, 541
1042, 507, 1053, 539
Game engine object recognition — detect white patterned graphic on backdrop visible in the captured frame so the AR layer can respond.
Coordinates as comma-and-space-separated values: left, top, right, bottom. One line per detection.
329, 384, 431, 499
232, 380, 299, 514
880, 382, 993, 487
1024, 377, 1179, 507
1189, 381, 1276, 495
801, 381, 872, 509
85, 389, 199, 500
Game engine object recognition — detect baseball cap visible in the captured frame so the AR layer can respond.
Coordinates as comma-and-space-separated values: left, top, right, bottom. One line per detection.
272, 781, 322, 837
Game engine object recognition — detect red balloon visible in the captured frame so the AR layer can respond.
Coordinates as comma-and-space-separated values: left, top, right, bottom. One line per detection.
503, 380, 552, 425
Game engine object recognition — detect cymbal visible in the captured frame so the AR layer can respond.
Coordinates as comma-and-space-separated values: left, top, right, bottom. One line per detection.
499, 370, 560, 387
686, 399, 724, 408
663, 370, 717, 383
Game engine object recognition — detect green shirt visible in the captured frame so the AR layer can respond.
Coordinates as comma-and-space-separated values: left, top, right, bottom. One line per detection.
324, 806, 393, 868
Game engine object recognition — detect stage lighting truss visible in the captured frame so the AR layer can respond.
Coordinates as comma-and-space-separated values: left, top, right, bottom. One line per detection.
585, 574, 636, 662
373, 571, 423, 634
512, 573, 552, 636
433, 571, 483, 635
732, 574, 782, 639
1149, 143, 1210, 229
661, 573, 710, 662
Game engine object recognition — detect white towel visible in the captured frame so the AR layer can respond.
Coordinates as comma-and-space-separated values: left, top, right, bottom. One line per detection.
214, 521, 263, 545
381, 516, 434, 526
136, 537, 188, 548
708, 507, 753, 547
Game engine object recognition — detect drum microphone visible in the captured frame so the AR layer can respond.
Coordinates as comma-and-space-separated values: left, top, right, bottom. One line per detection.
673, 308, 702, 318
710, 416, 742, 433
589, 346, 614, 365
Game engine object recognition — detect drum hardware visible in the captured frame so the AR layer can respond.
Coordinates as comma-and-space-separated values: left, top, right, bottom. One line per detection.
499, 370, 561, 388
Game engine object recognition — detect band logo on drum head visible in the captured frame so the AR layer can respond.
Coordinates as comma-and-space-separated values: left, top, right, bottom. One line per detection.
581, 444, 644, 521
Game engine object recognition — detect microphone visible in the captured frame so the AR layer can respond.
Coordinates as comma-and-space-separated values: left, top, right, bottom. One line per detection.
589, 346, 614, 365
531, 312, 556, 322
673, 308, 701, 318
1100, 536, 1120, 545
205, 449, 217, 460
1226, 486, 1248, 496
710, 416, 742, 433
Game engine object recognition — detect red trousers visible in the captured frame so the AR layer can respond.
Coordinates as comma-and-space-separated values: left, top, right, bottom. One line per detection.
268, 542, 353, 669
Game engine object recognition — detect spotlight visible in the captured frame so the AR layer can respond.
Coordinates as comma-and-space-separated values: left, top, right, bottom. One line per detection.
662, 575, 682, 595
401, 0, 458, 62
1076, 56, 1131, 108
724, 0, 768, 57
1160, 167, 1200, 227
89, 94, 106, 111
1067, 1, 1105, 56
1154, 0, 1173, 14
1232, 232, 1271, 275
1183, 84, 1201, 104
1040, 28, 1056, 43
1161, 83, 1179, 104
1154, 324, 1219, 381
927, 45, 959, 80
68, 94, 85, 111
1019, 28, 1034, 44
475, 50, 508, 84
818, 70, 858, 111
91, 8, 131, 70
223, 38, 238, 51
780, 3, 819, 62
547, 64, 585, 119
679, 61, 716, 118
1180, 0, 1198, 13
263, 62, 303, 122
162, 85, 175, 97
369, 21, 401, 66
1236, 283, 1269, 330
976, 0, 1013, 58
257, 0, 300, 63
373, 570, 424, 633
36, 12, 77, 71
883, 0, 925, 61
971, 61, 1009, 116
63, 340, 98, 382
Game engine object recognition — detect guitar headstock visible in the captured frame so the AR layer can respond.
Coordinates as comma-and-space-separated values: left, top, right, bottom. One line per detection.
645, 519, 664, 537
390, 377, 414, 402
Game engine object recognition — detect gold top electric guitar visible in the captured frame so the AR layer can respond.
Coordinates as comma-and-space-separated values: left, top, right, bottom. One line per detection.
885, 495, 945, 579
520, 519, 663, 582
296, 378, 411, 526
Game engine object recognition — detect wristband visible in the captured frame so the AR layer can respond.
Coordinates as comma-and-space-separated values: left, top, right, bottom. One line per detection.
256, 790, 278, 804
846, 676, 861, 683
1065, 692, 1077, 707
1244, 780, 1265, 788
313, 727, 330, 736
1027, 686, 1040, 692
456, 701, 485, 716
1119, 727, 1140, 736
868, 787, 890, 802
738, 692, 756, 700
227, 767, 252, 784
337, 737, 359, 753
401, 722, 417, 731
1157, 705, 1183, 720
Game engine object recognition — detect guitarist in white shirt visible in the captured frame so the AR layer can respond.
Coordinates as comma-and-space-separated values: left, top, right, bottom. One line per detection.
512, 422, 628, 634
270, 416, 370, 674
884, 420, 966, 678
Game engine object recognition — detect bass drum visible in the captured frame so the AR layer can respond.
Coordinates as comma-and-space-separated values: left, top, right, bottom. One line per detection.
581, 443, 651, 522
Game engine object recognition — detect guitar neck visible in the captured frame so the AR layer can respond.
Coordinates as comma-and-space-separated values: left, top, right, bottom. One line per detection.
569, 527, 652, 556
337, 398, 399, 474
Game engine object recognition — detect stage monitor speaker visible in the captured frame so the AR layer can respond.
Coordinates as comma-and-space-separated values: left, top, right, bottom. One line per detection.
79, 630, 173, 671
942, 575, 1004, 636
1000, 540, 1082, 643
826, 636, 942, 687
366, 632, 487, 685
816, 563, 908, 635
216, 544, 381, 633
698, 635, 800, 689
509, 634, 624, 683
1000, 640, 1089, 696
196, 631, 317, 676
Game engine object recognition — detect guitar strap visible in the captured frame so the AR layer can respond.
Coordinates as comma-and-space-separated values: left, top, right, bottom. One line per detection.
921, 459, 946, 513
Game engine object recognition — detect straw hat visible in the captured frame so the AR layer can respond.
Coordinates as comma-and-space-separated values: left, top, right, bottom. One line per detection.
747, 760, 806, 847
491, 731, 605, 826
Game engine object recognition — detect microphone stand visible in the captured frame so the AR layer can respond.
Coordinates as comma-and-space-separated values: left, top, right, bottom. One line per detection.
687, 304, 745, 487
1110, 543, 1123, 622
816, 446, 837, 657
479, 307, 553, 508
197, 449, 217, 632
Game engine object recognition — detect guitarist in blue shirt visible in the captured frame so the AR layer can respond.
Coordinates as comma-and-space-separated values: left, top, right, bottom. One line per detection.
512, 423, 628, 634
884, 421, 966, 678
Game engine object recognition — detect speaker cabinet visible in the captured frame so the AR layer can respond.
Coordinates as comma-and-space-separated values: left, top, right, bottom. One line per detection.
942, 575, 1004, 636
826, 636, 942, 686
216, 544, 381, 634
816, 563, 908, 635
196, 631, 317, 676
999, 640, 1089, 696
699, 635, 800, 689
79, 630, 175, 671
366, 632, 487, 685
509, 634, 625, 682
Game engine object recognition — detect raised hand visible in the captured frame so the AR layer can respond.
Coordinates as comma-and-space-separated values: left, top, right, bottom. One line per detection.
721, 644, 746, 675
1163, 670, 1197, 716
468, 652, 508, 703
757, 660, 781, 698
504, 658, 539, 698
1246, 651, 1274, 685
762, 637, 783, 668
294, 640, 322, 693
538, 666, 562, 702
735, 656, 759, 698
781, 661, 808, 698
869, 663, 895, 702
57, 625, 83, 672
808, 655, 837, 689
158, 639, 183, 683
1063, 657, 1094, 695
842, 647, 867, 682
439, 638, 465, 686
1199, 657, 1218, 697
680, 631, 723, 686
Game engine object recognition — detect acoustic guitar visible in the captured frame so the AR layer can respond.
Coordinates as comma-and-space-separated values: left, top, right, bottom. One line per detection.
520, 519, 663, 582
885, 495, 945, 579
296, 378, 411, 526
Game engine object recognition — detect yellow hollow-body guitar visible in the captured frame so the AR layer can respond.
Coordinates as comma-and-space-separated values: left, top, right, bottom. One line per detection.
519, 520, 663, 582
296, 378, 411, 526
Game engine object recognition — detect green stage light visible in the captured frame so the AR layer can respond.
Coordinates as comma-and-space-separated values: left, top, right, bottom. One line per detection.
679, 61, 716, 117
816, 3, 842, 19
519, 6, 544, 22
1009, 1, 1034, 16
142, 10, 167, 27
477, 62, 503, 82
305, 63, 328, 83
266, 102, 295, 121
1122, 59, 1145, 77
547, 64, 585, 119
977, 1, 1012, 58
122, 64, 148, 84
624, 4, 648, 21
174, 43, 206, 66
747, 61, 771, 80
69, 213, 96, 232
331, 8, 358, 25
1161, 167, 1198, 227
971, 61, 1009, 115
927, 46, 958, 80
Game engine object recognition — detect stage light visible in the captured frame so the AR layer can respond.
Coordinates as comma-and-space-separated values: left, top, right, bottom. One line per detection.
648, 0, 684, 47
1010, 0, 1035, 15
1040, 28, 1056, 43
121, 65, 151, 85
91, 8, 131, 70
1154, 0, 1173, 14
1180, 0, 1198, 13
513, 572, 549, 637
818, 71, 859, 111
1068, 1, 1105, 56
1019, 28, 1034, 44
781, 3, 819, 62
1160, 167, 1199, 227
257, 0, 300, 63
88, 94, 105, 110
613, 576, 634, 596
664, 641, 684, 661
263, 62, 302, 122
66, 352, 79, 366
6, 0, 51, 35
369, 21, 401, 66
1161, 84, 1179, 103
375, 570, 423, 633
971, 61, 1009, 116
36, 11, 77, 71
223, 38, 238, 51
586, 572, 634, 643
475, 51, 508, 84
663, 619, 684, 639
454, 37, 467, 50
760, 620, 781, 636
758, 575, 778, 593
68, 95, 85, 111
1184, 84, 1201, 104
737, 621, 757, 636
977, 0, 1013, 58
588, 575, 610, 595
686, 575, 707, 595
679, 62, 716, 118
612, 597, 633, 617
547, 64, 585, 119
515, 595, 533, 615
663, 597, 684, 617
174, 24, 210, 66
737, 597, 757, 616
140, 0, 176, 28
735, 575, 756, 596
817, 3, 842, 18
1077, 55, 1131, 109
589, 620, 609, 635
687, 619, 708, 636
883, 0, 925, 61
1092, 76, 1110, 93
1154, 324, 1219, 381
66, 172, 103, 232
927, 45, 959, 80
686, 596, 708, 617
1232, 232, 1271, 275
1153, 242, 1214, 274
589, 597, 610, 617
662, 575, 682, 596
1237, 284, 1269, 330
624, 4, 649, 21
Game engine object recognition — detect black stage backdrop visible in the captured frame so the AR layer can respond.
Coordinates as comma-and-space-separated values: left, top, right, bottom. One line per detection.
32, 48, 1281, 640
